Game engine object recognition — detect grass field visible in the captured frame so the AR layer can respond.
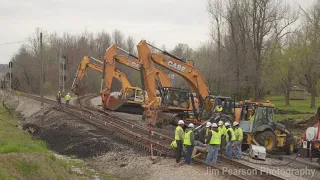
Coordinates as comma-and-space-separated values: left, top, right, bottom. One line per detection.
263, 95, 320, 121
0, 107, 116, 179
264, 96, 320, 113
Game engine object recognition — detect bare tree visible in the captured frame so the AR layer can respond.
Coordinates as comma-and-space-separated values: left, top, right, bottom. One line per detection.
112, 29, 125, 47
207, 0, 225, 95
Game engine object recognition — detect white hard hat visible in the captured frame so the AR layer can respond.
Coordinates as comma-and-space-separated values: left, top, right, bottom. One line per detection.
206, 122, 212, 127
178, 120, 184, 125
225, 122, 230, 126
233, 122, 239, 126
188, 123, 194, 128
211, 123, 218, 128
218, 121, 223, 125
58, 91, 60, 93
68, 93, 70, 95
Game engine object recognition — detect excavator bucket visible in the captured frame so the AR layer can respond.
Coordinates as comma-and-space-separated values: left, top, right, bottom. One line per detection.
71, 84, 88, 96
102, 94, 128, 111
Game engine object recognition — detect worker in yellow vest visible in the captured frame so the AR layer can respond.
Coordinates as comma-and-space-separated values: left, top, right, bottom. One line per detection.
218, 120, 227, 161
225, 122, 236, 159
233, 122, 243, 159
184, 123, 195, 165
218, 121, 226, 136
214, 99, 223, 112
56, 91, 62, 105
204, 123, 221, 165
175, 120, 185, 164
204, 122, 212, 144
65, 93, 71, 106
249, 110, 255, 122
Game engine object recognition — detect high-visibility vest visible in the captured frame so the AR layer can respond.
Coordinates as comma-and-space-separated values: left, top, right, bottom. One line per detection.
175, 126, 184, 140
214, 106, 223, 112
218, 126, 226, 135
65, 95, 71, 100
57, 93, 61, 98
235, 128, 243, 142
226, 127, 236, 141
183, 130, 193, 145
171, 140, 177, 149
209, 130, 221, 145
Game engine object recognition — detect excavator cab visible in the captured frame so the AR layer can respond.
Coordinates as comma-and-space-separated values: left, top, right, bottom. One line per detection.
160, 87, 190, 110
123, 87, 144, 103
198, 95, 233, 120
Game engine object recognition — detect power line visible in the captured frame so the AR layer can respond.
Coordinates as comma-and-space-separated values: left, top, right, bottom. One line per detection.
0, 39, 29, 46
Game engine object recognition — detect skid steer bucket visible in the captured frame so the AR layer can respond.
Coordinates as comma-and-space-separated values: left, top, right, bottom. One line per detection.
102, 94, 128, 111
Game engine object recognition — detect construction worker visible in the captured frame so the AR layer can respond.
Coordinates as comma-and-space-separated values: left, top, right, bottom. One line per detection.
56, 91, 62, 105
175, 120, 185, 165
205, 123, 221, 165
218, 120, 227, 160
204, 122, 212, 144
233, 122, 243, 159
65, 93, 71, 105
225, 122, 236, 159
184, 123, 195, 165
249, 110, 255, 122
214, 99, 223, 112
218, 121, 226, 135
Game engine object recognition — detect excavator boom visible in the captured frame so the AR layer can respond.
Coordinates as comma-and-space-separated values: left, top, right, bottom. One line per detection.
71, 56, 138, 110
114, 56, 172, 87
136, 40, 211, 126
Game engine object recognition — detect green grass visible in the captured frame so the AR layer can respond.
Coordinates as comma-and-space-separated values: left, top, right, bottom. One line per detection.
264, 95, 320, 113
0, 106, 116, 180
275, 114, 312, 121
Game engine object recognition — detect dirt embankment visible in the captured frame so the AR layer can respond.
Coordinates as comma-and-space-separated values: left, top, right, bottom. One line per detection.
8, 94, 228, 179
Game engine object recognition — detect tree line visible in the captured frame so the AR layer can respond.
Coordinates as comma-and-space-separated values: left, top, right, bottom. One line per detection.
10, 0, 320, 108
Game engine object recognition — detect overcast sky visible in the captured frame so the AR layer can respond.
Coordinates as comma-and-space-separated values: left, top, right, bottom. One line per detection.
0, 0, 315, 64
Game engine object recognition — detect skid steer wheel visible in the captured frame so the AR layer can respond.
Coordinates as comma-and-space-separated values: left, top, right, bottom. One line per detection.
285, 134, 295, 155
256, 131, 276, 153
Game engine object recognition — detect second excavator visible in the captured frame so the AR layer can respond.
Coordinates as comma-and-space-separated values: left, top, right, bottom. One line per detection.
71, 56, 146, 113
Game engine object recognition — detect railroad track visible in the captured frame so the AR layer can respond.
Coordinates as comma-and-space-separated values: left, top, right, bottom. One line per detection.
21, 93, 286, 180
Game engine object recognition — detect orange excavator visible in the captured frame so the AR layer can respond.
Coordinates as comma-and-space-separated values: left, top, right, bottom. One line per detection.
101, 45, 172, 112
71, 56, 145, 112
137, 40, 214, 126
111, 47, 198, 113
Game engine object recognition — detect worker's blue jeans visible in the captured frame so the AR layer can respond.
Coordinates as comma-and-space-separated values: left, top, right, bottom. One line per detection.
234, 141, 242, 159
66, 100, 70, 105
185, 145, 194, 164
57, 99, 61, 105
226, 141, 234, 159
205, 145, 220, 165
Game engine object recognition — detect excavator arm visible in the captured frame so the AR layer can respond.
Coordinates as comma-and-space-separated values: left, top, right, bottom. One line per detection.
114, 56, 172, 87
71, 56, 134, 97
137, 40, 211, 125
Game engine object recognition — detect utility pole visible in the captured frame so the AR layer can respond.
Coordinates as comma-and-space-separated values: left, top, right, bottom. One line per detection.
8, 62, 12, 92
59, 56, 66, 93
40, 32, 44, 119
